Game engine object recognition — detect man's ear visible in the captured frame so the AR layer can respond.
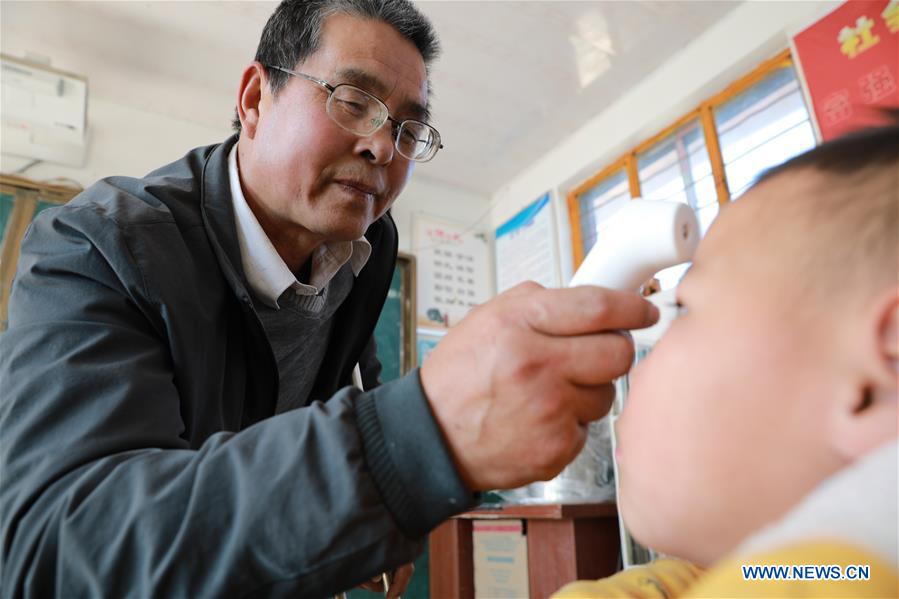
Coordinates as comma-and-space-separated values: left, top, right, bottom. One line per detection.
236, 62, 266, 139
832, 288, 899, 460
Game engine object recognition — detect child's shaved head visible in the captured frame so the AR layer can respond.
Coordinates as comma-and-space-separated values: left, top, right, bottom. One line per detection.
752, 123, 898, 305
616, 122, 899, 566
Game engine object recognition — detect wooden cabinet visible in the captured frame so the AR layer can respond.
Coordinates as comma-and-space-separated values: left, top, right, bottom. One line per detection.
429, 503, 620, 599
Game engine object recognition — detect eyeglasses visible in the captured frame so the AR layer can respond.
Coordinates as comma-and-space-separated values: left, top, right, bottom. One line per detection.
266, 65, 443, 163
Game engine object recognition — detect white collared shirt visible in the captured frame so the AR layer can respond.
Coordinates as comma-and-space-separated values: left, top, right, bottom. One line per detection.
228, 144, 371, 308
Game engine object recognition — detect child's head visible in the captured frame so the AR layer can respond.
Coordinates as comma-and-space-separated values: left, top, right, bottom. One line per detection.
616, 123, 899, 566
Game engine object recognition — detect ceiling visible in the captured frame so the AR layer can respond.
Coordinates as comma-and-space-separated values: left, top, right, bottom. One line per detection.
1, 1, 741, 196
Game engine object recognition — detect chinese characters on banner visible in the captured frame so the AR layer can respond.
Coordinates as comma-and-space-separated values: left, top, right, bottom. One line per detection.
412, 214, 492, 330
792, 0, 899, 141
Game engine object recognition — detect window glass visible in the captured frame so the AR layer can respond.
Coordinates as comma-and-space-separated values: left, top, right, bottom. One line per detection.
637, 120, 716, 216
572, 57, 817, 293
715, 65, 816, 199
576, 168, 631, 256
636, 119, 719, 289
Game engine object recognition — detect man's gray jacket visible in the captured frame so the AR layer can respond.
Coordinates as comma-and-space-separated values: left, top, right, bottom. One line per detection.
0, 136, 475, 598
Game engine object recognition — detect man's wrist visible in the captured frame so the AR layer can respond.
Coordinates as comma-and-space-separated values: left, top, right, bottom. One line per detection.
355, 369, 478, 537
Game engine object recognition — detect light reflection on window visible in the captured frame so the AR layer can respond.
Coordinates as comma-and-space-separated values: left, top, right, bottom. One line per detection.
715, 66, 816, 199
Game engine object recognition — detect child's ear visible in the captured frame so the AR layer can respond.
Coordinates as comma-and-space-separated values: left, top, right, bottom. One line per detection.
832, 289, 898, 461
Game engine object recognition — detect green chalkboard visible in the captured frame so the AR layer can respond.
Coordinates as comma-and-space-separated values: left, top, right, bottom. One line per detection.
0, 193, 14, 245
1, 178, 81, 331
372, 253, 415, 382
350, 254, 427, 598
373, 267, 404, 381
34, 199, 59, 219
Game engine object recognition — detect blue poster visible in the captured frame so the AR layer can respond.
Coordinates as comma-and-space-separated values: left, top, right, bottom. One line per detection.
494, 193, 559, 292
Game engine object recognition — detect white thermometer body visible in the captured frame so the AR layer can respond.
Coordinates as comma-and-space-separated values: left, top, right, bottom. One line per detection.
569, 200, 700, 291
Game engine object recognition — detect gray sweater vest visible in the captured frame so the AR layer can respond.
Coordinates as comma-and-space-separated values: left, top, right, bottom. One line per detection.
254, 263, 354, 413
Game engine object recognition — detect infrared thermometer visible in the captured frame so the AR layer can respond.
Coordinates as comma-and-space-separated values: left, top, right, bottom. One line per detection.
569, 199, 699, 291
497, 200, 701, 508
573, 200, 700, 551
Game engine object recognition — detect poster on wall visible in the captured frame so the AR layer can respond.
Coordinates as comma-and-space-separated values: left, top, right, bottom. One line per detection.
412, 214, 492, 330
494, 192, 561, 294
792, 0, 899, 141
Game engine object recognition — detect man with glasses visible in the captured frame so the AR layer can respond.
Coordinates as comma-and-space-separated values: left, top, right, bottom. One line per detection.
0, 1, 658, 597
266, 65, 443, 162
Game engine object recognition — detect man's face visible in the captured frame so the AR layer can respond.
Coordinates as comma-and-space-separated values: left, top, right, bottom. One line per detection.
616, 173, 848, 565
242, 13, 428, 242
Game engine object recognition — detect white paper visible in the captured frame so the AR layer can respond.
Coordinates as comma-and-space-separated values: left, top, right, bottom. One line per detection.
495, 193, 560, 293
413, 214, 492, 329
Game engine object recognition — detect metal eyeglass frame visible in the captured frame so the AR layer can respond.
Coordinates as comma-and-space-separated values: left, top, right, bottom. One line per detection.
265, 65, 443, 162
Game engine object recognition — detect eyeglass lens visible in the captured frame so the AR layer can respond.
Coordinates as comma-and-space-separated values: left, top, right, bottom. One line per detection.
327, 85, 438, 162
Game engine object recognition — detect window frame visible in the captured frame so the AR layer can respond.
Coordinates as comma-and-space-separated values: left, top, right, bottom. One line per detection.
567, 49, 800, 270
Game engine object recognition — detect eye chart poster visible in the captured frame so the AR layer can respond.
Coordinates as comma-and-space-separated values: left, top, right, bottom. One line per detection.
494, 192, 561, 293
413, 214, 492, 330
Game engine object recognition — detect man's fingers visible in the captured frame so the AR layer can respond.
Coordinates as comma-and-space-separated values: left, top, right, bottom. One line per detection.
387, 564, 414, 599
520, 286, 659, 336
358, 577, 383, 592
500, 280, 545, 299
544, 331, 636, 385
568, 383, 616, 424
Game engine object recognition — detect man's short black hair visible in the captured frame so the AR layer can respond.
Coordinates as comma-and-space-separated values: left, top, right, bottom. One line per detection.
232, 0, 440, 132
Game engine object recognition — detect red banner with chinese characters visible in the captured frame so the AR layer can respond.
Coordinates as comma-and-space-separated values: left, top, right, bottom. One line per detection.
793, 0, 899, 140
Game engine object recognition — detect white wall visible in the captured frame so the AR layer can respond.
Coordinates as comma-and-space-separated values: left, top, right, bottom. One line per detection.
392, 176, 489, 254
1, 97, 488, 254
4, 1, 841, 288
488, 0, 840, 277
1, 97, 230, 187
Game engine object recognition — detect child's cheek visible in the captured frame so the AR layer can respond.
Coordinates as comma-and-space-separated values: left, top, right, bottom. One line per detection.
619, 328, 692, 447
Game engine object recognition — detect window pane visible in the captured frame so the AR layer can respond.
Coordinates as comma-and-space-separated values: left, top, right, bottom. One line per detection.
576, 168, 630, 256
636, 119, 718, 290
715, 65, 816, 199
637, 120, 717, 208
696, 202, 719, 235
637, 118, 718, 232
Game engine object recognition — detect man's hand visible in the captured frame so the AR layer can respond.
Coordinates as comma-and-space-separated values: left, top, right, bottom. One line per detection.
420, 282, 659, 491
357, 564, 413, 598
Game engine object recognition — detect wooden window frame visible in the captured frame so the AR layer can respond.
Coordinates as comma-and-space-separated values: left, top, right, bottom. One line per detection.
567, 49, 795, 270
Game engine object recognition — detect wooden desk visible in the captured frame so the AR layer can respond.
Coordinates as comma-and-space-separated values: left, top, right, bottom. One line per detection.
429, 503, 620, 599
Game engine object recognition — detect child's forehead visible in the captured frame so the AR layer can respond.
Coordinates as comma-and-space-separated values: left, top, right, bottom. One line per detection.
692, 199, 762, 266
688, 175, 812, 286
